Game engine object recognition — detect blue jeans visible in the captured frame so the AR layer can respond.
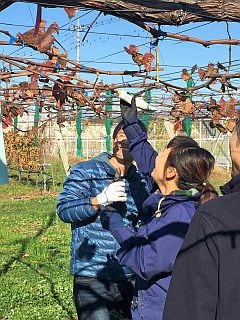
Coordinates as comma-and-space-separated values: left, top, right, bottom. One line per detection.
73, 276, 134, 320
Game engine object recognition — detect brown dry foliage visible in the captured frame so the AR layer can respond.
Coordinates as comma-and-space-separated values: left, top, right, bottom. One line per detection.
4, 129, 44, 171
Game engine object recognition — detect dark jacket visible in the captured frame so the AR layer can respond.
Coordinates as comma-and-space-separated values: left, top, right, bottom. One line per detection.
124, 123, 158, 192
163, 174, 240, 320
220, 174, 240, 195
57, 152, 149, 281
105, 191, 201, 320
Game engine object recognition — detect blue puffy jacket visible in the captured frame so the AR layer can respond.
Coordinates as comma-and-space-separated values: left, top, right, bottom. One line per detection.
57, 152, 150, 281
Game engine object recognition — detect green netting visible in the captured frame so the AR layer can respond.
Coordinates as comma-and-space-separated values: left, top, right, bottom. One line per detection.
34, 104, 40, 146
145, 89, 152, 104
105, 90, 113, 152
141, 113, 150, 128
76, 105, 83, 157
13, 115, 18, 131
141, 89, 152, 128
187, 78, 194, 101
183, 115, 192, 136
34, 105, 40, 128
187, 78, 194, 88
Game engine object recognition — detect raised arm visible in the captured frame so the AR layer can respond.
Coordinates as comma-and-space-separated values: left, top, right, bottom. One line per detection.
120, 97, 158, 191
101, 205, 191, 281
57, 163, 126, 223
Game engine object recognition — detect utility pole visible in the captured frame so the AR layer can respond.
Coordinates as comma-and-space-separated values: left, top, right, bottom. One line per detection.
76, 15, 80, 64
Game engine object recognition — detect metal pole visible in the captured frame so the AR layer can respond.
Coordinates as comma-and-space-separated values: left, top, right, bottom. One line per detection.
76, 15, 80, 64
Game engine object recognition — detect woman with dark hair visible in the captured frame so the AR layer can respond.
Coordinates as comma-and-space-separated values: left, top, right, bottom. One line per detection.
101, 144, 218, 320
118, 97, 200, 193
99, 97, 218, 320
163, 122, 240, 320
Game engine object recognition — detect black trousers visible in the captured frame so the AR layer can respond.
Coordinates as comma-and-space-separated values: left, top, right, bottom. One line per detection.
73, 276, 134, 320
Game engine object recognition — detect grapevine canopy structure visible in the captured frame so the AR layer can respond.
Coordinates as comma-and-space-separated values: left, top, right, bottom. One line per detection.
0, 0, 239, 184
0, 0, 240, 136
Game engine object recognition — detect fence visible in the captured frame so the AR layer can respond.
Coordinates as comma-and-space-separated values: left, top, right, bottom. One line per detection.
41, 118, 232, 170
190, 119, 231, 170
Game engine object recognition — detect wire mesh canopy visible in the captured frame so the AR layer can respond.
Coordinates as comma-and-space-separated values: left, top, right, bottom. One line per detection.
1, 0, 240, 30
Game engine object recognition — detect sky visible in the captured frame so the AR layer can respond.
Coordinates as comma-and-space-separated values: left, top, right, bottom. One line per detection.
0, 2, 240, 110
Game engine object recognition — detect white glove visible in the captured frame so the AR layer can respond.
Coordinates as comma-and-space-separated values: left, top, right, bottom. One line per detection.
96, 181, 127, 206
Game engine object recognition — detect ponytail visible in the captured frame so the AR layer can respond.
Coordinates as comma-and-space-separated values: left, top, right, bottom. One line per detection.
166, 146, 218, 205
199, 181, 218, 205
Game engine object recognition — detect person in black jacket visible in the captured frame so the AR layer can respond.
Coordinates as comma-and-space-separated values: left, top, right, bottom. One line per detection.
163, 123, 240, 320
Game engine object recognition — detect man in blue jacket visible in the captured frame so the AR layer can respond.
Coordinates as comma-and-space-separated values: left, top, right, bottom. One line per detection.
57, 120, 150, 320
163, 123, 240, 320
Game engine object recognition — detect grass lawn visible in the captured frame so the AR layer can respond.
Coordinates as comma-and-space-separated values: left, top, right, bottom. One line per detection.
0, 180, 76, 320
0, 166, 231, 320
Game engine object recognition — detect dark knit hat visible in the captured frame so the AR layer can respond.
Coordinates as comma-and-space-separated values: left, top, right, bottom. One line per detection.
112, 120, 147, 139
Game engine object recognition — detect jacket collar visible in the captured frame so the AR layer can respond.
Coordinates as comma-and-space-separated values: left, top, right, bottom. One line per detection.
95, 152, 137, 178
220, 174, 240, 195
143, 190, 200, 218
